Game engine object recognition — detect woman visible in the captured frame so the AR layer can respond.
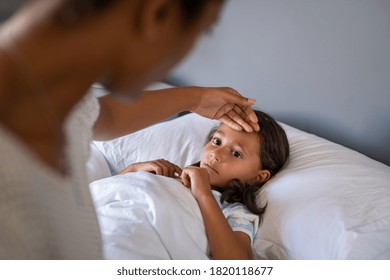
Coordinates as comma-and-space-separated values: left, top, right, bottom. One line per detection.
0, 0, 259, 259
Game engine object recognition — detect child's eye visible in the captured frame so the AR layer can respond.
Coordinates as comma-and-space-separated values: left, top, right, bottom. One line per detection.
212, 138, 221, 146
232, 151, 242, 158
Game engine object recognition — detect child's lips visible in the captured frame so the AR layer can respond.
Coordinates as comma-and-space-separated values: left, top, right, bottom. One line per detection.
204, 163, 219, 174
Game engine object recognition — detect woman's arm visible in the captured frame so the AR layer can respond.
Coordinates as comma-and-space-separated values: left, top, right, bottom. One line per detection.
119, 159, 182, 177
93, 86, 259, 140
181, 166, 253, 260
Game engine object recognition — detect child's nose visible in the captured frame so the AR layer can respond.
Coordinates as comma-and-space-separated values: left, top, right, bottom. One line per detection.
210, 148, 223, 162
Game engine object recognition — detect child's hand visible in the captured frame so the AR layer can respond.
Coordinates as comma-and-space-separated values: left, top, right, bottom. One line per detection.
119, 159, 182, 178
181, 166, 213, 201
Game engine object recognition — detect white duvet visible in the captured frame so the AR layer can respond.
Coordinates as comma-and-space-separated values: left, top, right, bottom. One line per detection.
89, 171, 209, 260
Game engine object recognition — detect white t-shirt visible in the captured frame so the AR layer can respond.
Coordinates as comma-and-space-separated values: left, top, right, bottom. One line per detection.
0, 92, 102, 259
212, 190, 259, 244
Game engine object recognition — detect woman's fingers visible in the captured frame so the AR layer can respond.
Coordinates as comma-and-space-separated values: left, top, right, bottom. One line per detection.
152, 159, 182, 177
232, 105, 260, 132
219, 88, 259, 131
191, 86, 259, 132
120, 159, 182, 177
216, 104, 259, 133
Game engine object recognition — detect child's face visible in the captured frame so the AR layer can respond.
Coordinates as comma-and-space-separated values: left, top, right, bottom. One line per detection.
200, 124, 263, 187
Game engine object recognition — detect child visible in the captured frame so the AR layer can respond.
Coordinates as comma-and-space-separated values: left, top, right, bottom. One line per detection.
119, 110, 289, 259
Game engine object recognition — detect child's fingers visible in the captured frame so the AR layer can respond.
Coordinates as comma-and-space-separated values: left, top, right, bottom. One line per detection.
181, 170, 191, 188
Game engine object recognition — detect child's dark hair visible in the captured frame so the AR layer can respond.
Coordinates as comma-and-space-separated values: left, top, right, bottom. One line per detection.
201, 110, 289, 217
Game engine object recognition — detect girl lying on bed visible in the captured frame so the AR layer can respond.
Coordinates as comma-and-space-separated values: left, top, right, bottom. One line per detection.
118, 110, 289, 259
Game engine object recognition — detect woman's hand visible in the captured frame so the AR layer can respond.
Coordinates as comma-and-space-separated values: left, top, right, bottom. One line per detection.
189, 87, 260, 132
181, 166, 213, 201
119, 159, 182, 178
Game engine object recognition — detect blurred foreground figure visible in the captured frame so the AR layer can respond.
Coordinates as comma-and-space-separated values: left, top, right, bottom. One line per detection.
0, 0, 234, 259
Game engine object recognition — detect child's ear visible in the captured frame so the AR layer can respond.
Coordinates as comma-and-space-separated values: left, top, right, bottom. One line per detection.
256, 169, 271, 183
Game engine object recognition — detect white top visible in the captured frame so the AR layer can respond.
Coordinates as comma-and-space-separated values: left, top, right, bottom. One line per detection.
0, 92, 102, 259
212, 190, 259, 244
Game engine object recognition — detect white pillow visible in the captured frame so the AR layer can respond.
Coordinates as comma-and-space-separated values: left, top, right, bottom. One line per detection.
92, 113, 218, 174
91, 112, 390, 260
255, 123, 390, 259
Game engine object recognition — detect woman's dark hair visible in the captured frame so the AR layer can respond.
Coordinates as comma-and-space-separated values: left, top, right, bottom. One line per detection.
58, 0, 223, 25
199, 110, 289, 218
176, 0, 224, 23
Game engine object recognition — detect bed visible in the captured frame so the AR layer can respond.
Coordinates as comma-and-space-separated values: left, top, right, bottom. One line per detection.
87, 85, 390, 260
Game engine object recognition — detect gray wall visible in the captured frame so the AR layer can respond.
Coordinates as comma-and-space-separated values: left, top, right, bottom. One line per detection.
168, 0, 390, 166
2, 1, 389, 165
0, 0, 26, 22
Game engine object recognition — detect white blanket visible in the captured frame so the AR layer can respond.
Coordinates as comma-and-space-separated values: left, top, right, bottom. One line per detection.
89, 171, 209, 259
